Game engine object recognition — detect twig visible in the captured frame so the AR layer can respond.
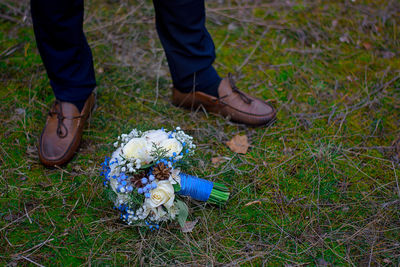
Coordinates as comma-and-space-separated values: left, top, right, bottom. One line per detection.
393, 162, 400, 198
236, 29, 268, 71
153, 52, 164, 106
19, 256, 45, 267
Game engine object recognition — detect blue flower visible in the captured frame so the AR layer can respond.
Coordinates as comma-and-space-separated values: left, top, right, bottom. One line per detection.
138, 188, 144, 194
141, 178, 148, 184
145, 193, 151, 198
149, 175, 155, 182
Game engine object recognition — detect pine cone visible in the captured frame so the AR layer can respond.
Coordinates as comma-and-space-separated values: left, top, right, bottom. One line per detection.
153, 163, 171, 180
130, 171, 146, 188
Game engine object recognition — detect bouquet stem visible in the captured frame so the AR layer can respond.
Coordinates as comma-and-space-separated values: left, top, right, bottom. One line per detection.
178, 174, 230, 205
208, 182, 230, 205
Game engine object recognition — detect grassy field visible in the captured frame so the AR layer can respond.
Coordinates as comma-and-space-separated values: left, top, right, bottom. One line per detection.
1, 0, 400, 265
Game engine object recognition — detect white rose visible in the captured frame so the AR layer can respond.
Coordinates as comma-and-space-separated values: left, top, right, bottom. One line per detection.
159, 138, 183, 157
143, 130, 169, 145
123, 138, 152, 163
145, 181, 175, 209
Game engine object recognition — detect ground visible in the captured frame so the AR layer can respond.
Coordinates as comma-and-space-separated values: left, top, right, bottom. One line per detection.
1, 0, 400, 265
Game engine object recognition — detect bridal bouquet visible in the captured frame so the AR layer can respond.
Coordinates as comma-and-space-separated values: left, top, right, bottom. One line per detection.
100, 127, 229, 229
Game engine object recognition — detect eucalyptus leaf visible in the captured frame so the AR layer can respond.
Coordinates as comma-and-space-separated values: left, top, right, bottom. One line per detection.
175, 199, 188, 228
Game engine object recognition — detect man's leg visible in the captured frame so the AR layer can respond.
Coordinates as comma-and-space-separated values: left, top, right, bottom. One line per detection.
31, 0, 96, 167
31, 0, 96, 109
152, 0, 221, 97
153, 0, 276, 126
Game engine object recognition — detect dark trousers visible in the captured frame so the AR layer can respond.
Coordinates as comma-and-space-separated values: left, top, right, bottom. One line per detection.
30, 0, 221, 102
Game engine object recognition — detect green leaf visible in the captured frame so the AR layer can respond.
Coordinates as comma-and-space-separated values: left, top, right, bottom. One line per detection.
175, 199, 188, 228
138, 163, 154, 169
173, 183, 181, 192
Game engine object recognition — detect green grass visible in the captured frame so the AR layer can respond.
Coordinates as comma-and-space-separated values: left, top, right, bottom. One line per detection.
1, 0, 400, 265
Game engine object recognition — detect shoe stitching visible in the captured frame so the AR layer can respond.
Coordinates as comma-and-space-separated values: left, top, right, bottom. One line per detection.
49, 100, 83, 139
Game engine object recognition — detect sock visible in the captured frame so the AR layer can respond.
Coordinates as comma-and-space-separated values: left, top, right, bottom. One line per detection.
199, 79, 221, 98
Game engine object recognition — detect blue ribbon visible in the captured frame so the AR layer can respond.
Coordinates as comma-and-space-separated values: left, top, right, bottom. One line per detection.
178, 173, 214, 202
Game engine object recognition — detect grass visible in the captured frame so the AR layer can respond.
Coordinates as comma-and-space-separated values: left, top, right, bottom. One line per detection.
1, 0, 400, 265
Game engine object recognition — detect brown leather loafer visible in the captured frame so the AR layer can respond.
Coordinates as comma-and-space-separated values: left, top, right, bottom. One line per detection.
172, 74, 276, 126
38, 93, 95, 167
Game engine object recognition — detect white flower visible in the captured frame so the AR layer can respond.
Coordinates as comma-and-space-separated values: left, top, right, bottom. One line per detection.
169, 168, 181, 185
151, 206, 168, 221
145, 181, 175, 209
143, 129, 169, 145
110, 178, 118, 192
159, 138, 183, 157
168, 204, 179, 219
122, 138, 152, 163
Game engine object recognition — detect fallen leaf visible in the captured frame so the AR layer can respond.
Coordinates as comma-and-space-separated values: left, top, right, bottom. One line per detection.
211, 156, 229, 166
383, 259, 392, 264
227, 22, 238, 32
382, 51, 395, 59
362, 42, 372, 50
15, 108, 25, 115
181, 218, 198, 233
244, 200, 261, 207
317, 258, 329, 267
7, 261, 18, 267
226, 135, 250, 154
339, 34, 350, 43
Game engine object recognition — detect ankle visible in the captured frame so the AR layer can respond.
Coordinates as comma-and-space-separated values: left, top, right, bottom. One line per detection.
58, 98, 86, 113
198, 79, 221, 98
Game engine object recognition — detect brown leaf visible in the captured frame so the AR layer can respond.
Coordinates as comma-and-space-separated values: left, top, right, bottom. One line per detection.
244, 200, 261, 207
181, 219, 198, 233
211, 156, 229, 166
226, 135, 250, 154
362, 42, 372, 50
